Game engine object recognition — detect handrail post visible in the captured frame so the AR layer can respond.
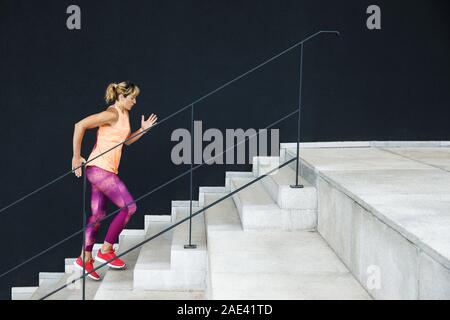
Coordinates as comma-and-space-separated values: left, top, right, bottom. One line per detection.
185, 104, 197, 249
81, 162, 87, 300
290, 31, 339, 188
291, 43, 304, 189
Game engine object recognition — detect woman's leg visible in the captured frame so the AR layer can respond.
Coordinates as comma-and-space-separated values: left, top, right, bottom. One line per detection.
80, 183, 108, 261
85, 166, 137, 253
102, 174, 137, 250
86, 185, 108, 250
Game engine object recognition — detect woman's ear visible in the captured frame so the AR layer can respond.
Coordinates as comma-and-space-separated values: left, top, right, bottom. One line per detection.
118, 94, 124, 101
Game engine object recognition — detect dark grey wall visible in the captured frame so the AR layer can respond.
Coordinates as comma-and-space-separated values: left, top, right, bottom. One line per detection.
0, 0, 449, 299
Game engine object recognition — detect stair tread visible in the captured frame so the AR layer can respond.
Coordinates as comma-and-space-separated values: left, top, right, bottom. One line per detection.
134, 222, 173, 270
31, 271, 105, 300
266, 164, 310, 187
11, 286, 39, 300
171, 208, 206, 248
204, 193, 242, 232
39, 272, 65, 278
231, 178, 277, 207
95, 230, 145, 294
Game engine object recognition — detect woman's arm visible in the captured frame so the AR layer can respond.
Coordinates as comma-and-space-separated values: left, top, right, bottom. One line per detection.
72, 109, 118, 177
125, 113, 158, 146
125, 127, 146, 146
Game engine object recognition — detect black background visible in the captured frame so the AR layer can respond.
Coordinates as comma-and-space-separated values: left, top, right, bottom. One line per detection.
0, 0, 449, 300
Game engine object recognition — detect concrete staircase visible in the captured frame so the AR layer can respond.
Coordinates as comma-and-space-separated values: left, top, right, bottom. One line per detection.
204, 155, 370, 299
12, 211, 207, 300
132, 203, 207, 291
11, 146, 371, 300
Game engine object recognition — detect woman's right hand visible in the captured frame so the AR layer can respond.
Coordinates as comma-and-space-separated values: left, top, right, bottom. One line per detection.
72, 156, 86, 178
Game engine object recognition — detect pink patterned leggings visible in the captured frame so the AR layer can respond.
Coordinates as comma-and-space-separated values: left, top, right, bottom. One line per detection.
84, 165, 137, 252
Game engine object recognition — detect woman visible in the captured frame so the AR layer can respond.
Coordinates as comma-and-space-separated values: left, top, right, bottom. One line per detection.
72, 81, 157, 280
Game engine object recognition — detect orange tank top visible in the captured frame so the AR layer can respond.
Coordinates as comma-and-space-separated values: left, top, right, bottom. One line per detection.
86, 105, 131, 174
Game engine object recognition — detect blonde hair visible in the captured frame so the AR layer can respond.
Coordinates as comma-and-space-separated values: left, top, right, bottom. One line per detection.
105, 81, 140, 104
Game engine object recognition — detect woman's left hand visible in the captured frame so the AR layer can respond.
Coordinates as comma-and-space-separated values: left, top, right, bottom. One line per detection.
141, 113, 158, 132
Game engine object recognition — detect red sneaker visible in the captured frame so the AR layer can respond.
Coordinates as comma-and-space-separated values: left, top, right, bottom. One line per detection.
74, 257, 101, 281
95, 248, 126, 269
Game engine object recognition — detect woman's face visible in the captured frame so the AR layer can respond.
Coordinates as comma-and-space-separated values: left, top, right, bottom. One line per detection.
119, 94, 136, 111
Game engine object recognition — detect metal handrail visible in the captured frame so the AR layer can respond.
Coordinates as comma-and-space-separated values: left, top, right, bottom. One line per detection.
0, 30, 339, 217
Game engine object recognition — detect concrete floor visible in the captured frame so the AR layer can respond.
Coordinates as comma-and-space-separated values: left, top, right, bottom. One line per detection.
293, 147, 450, 269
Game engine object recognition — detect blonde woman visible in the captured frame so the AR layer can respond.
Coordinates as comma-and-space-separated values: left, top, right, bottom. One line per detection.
72, 81, 157, 280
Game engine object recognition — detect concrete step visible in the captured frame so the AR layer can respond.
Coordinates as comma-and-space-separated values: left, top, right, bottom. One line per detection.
145, 214, 172, 231
199, 186, 227, 207
134, 268, 206, 292
171, 206, 207, 271
170, 206, 207, 290
11, 272, 66, 300
30, 239, 126, 300
11, 286, 39, 300
26, 219, 172, 299
230, 177, 316, 230
171, 200, 199, 221
39, 272, 66, 286
18, 224, 143, 300
203, 192, 371, 300
30, 271, 105, 300
202, 193, 241, 299
253, 157, 317, 210
203, 192, 241, 233
93, 228, 146, 299
133, 221, 174, 290
94, 221, 204, 299
225, 171, 254, 192
133, 203, 207, 291
13, 242, 115, 300
284, 147, 318, 186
